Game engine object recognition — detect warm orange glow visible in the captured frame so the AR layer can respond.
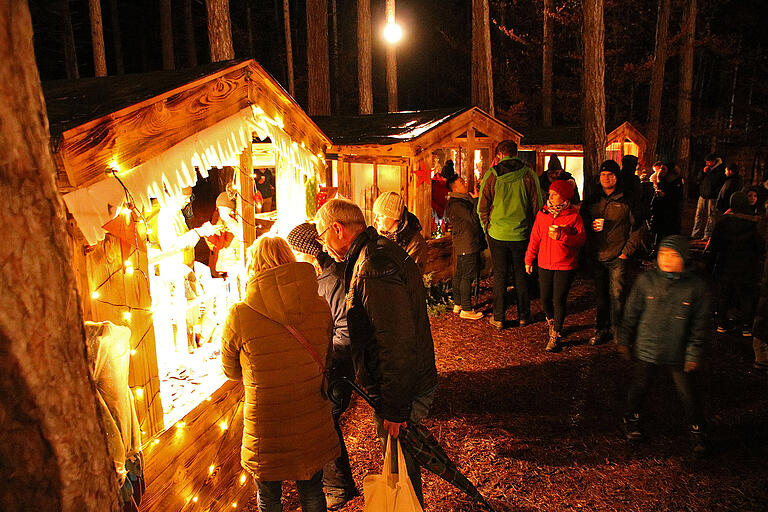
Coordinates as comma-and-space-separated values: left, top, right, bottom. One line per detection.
91, 291, 101, 299
383, 22, 403, 43
209, 464, 215, 474
219, 420, 228, 431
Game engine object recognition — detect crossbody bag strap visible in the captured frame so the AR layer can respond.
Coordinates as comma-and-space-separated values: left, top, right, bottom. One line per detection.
282, 324, 326, 376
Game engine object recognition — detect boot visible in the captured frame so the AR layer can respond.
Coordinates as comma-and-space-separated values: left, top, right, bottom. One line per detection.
545, 332, 561, 352
460, 309, 483, 320
622, 412, 642, 441
488, 317, 504, 330
689, 424, 707, 456
452, 305, 462, 314
546, 318, 555, 339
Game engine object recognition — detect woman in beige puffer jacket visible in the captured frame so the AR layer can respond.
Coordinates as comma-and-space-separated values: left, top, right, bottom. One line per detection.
221, 236, 339, 511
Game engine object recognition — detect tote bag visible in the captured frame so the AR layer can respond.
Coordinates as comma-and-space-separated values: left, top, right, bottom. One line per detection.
363, 435, 423, 512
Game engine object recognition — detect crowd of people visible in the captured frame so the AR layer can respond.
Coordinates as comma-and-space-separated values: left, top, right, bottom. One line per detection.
217, 140, 767, 511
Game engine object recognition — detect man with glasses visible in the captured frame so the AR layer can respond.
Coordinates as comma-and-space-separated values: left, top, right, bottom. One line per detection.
314, 198, 437, 507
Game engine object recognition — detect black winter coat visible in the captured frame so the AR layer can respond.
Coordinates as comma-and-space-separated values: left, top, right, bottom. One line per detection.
344, 227, 438, 423
619, 268, 710, 366
445, 193, 483, 255
581, 188, 643, 262
650, 173, 684, 236
715, 174, 743, 213
696, 162, 726, 199
707, 213, 764, 283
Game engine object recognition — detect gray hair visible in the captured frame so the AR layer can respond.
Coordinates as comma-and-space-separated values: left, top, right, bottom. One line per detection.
314, 198, 366, 233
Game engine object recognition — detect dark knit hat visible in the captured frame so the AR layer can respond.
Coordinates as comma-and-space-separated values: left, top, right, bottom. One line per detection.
287, 222, 323, 258
658, 235, 691, 264
730, 191, 751, 214
547, 155, 564, 172
599, 159, 621, 177
548, 179, 574, 201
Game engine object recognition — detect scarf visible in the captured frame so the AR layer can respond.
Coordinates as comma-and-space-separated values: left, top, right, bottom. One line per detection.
546, 199, 570, 218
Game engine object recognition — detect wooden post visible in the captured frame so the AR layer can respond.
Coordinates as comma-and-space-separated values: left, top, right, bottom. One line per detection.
645, 0, 671, 168
89, 0, 107, 76
581, 0, 606, 198
358, 0, 373, 114
0, 1, 120, 507
385, 0, 398, 113
307, 0, 331, 115
542, 0, 554, 126
467, 128, 476, 192
239, 146, 256, 246
160, 0, 175, 70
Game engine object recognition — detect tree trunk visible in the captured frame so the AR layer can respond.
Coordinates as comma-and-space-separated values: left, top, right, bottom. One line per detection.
283, 0, 295, 96
160, 0, 174, 69
307, 0, 331, 115
60, 0, 79, 79
676, 0, 696, 185
206, 0, 234, 62
385, 0, 398, 112
88, 0, 107, 76
245, 1, 255, 58
330, 0, 340, 113
471, 0, 494, 116
357, 0, 373, 114
645, 0, 671, 167
183, 0, 198, 67
107, 0, 124, 74
581, 0, 606, 198
542, 0, 554, 126
0, 2, 121, 511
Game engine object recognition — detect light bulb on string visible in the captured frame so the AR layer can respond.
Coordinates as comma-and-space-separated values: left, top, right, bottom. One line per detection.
91, 291, 101, 300
122, 311, 132, 321
208, 464, 215, 475
130, 349, 137, 356
239, 473, 247, 485
219, 420, 228, 431
134, 387, 144, 399
125, 266, 135, 276
192, 496, 199, 503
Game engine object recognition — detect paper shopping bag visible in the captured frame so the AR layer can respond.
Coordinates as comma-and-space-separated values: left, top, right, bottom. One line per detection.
363, 435, 423, 512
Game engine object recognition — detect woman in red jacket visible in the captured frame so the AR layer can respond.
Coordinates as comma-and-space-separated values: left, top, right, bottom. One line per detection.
525, 179, 586, 352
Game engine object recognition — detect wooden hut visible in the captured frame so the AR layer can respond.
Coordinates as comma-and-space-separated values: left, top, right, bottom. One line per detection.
518, 121, 648, 195
44, 59, 330, 511
313, 106, 522, 234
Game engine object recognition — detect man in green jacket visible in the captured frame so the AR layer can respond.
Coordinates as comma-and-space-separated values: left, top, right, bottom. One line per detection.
478, 140, 543, 329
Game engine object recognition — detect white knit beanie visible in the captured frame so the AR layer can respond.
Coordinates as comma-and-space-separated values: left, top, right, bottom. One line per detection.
372, 191, 405, 219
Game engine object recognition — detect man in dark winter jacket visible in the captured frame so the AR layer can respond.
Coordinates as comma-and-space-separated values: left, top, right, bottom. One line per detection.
715, 163, 742, 214
539, 155, 581, 204
445, 173, 485, 320
478, 140, 543, 329
618, 235, 710, 454
581, 159, 644, 345
706, 192, 765, 336
315, 198, 437, 505
691, 154, 726, 240
287, 223, 358, 509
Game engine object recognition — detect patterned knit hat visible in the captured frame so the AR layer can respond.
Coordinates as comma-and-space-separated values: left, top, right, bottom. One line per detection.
373, 191, 405, 219
287, 222, 323, 258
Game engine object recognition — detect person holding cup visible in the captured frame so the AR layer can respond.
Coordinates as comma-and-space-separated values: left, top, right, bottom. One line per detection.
582, 160, 644, 346
525, 180, 586, 352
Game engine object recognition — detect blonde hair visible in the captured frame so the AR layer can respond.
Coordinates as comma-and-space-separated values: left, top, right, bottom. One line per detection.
314, 198, 366, 233
246, 236, 296, 276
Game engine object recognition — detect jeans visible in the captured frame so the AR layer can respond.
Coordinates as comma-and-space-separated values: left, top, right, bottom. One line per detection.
539, 269, 575, 333
323, 356, 356, 495
453, 253, 480, 310
256, 470, 326, 512
626, 360, 705, 426
373, 386, 436, 507
691, 197, 716, 239
488, 236, 530, 322
593, 257, 626, 333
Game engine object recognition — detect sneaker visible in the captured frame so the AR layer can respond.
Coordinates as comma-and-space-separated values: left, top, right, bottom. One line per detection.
325, 488, 360, 511
488, 318, 504, 330
460, 309, 483, 320
589, 329, 610, 346
546, 318, 555, 339
716, 325, 727, 334
742, 328, 752, 337
622, 413, 642, 441
453, 305, 462, 314
689, 424, 707, 455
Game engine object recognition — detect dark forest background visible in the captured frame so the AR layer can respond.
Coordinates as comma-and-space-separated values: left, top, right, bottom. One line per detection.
28, 0, 768, 165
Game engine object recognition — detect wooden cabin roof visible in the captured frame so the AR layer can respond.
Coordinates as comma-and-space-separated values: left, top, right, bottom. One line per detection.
312, 107, 470, 146
519, 122, 646, 149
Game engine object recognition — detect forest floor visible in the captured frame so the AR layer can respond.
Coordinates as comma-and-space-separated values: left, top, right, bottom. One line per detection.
246, 204, 768, 511
246, 272, 768, 512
